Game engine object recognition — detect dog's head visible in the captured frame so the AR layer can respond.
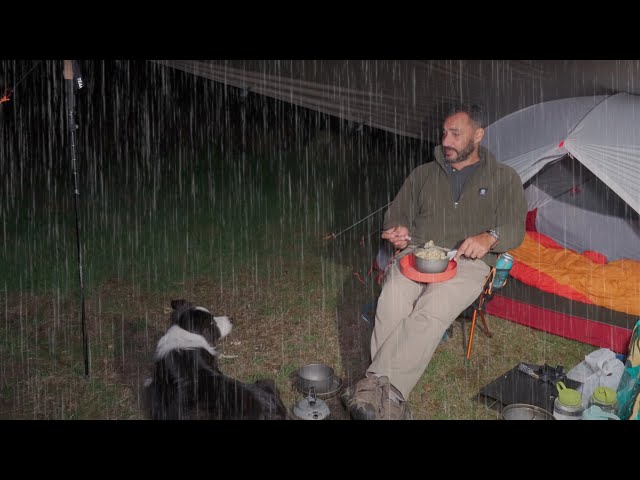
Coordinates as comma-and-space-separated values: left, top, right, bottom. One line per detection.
170, 299, 233, 344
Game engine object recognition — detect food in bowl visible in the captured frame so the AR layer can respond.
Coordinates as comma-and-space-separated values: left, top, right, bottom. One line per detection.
414, 240, 447, 261
413, 240, 450, 274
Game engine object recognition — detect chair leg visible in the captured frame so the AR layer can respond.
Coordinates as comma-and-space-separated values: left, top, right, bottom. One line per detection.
465, 268, 496, 362
478, 310, 492, 338
466, 309, 478, 362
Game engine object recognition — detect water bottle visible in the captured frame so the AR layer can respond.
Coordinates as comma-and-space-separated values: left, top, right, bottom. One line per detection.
553, 381, 584, 420
492, 252, 514, 290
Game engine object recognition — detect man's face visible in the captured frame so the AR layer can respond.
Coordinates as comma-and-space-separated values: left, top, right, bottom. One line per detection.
441, 112, 479, 164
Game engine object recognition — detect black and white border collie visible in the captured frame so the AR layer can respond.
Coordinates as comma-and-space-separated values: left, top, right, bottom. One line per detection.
145, 299, 288, 420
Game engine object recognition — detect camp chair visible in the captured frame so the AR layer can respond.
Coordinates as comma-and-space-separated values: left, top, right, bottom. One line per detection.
455, 267, 496, 363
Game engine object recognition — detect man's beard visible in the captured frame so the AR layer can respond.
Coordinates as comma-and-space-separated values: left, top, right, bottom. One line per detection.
445, 139, 475, 164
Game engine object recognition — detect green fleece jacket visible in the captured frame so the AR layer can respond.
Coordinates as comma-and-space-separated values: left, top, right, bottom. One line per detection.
383, 145, 527, 268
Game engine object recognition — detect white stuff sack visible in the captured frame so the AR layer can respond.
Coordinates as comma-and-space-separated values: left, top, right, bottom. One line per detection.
566, 348, 625, 408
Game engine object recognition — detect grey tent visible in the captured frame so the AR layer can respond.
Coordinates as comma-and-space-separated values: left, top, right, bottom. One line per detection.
482, 92, 640, 261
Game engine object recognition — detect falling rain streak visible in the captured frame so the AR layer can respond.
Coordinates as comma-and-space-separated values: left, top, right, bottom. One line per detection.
1, 59, 638, 420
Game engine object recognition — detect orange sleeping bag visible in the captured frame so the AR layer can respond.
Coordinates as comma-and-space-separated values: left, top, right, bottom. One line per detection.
509, 232, 640, 316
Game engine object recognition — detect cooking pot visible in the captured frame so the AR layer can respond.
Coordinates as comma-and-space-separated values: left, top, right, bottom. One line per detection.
501, 403, 555, 420
413, 246, 451, 273
295, 363, 335, 394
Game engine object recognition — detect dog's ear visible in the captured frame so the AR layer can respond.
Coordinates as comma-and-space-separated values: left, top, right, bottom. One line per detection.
171, 299, 187, 310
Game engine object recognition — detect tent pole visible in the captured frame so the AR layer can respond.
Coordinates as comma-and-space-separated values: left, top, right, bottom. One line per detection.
63, 60, 89, 377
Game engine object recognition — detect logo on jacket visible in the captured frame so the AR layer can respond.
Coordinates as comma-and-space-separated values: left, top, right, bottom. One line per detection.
479, 187, 488, 196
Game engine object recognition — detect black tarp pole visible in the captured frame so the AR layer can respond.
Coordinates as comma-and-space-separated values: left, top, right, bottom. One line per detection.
63, 60, 89, 376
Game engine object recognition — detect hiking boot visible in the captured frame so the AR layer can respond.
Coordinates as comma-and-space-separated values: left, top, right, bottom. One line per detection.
341, 375, 413, 420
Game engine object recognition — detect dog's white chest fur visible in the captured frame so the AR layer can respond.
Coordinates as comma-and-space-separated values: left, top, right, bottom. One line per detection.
155, 325, 217, 359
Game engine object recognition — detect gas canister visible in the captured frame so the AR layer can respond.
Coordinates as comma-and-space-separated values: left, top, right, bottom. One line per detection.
492, 252, 514, 290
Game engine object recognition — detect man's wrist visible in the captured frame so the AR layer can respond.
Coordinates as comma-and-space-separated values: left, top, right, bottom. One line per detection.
485, 229, 500, 250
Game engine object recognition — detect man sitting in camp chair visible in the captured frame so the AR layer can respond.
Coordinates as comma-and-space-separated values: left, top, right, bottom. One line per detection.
341, 103, 527, 420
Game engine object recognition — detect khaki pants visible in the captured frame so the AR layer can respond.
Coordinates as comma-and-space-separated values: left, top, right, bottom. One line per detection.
369, 256, 490, 399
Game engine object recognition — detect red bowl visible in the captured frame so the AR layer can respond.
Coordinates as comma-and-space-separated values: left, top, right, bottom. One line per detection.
399, 254, 457, 283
